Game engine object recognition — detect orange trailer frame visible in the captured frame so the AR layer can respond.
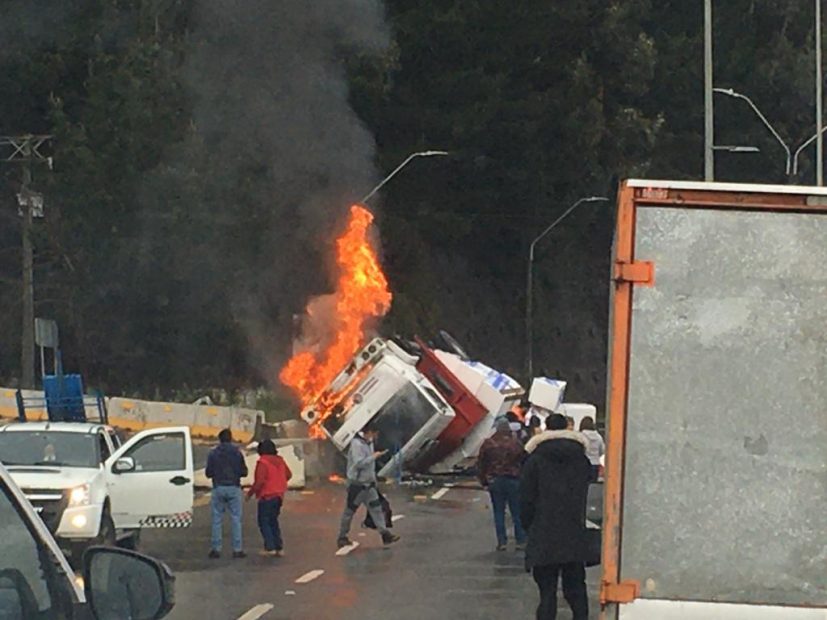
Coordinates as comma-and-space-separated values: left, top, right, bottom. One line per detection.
600, 179, 827, 618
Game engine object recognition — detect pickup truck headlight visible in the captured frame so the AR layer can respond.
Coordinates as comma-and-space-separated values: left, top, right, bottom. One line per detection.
68, 484, 91, 507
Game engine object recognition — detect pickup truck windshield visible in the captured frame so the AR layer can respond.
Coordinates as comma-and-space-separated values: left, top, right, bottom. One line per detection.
0, 432, 99, 469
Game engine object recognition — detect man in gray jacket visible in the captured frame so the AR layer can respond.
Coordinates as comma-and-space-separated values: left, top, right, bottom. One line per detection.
336, 428, 401, 548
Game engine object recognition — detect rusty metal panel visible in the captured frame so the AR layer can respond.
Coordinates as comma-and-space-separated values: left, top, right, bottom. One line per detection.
619, 206, 827, 606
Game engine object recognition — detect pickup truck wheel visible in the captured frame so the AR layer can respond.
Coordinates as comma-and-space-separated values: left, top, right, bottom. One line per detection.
95, 511, 116, 547
118, 529, 140, 550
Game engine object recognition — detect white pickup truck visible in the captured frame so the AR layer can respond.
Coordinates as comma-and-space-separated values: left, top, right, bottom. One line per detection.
0, 421, 194, 564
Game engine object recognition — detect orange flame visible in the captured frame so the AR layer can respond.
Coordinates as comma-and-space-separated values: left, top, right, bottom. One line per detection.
279, 205, 392, 431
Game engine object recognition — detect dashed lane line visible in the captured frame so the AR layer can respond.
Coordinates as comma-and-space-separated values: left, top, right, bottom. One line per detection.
335, 541, 360, 556
431, 486, 450, 500
295, 569, 325, 584
391, 514, 405, 522
236, 603, 274, 620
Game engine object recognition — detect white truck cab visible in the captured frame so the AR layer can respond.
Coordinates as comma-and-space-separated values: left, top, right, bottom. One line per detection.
0, 421, 193, 564
301, 338, 455, 477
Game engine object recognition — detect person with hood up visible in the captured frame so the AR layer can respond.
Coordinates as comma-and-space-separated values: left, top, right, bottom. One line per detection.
520, 413, 591, 620
246, 439, 292, 557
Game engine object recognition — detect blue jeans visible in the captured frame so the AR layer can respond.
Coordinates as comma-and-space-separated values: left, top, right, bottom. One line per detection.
257, 497, 283, 552
211, 485, 243, 552
488, 476, 526, 546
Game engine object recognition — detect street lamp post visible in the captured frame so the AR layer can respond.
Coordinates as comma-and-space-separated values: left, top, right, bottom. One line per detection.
525, 196, 609, 382
817, 0, 824, 185
793, 126, 827, 176
361, 150, 449, 204
704, 0, 715, 180
714, 87, 792, 177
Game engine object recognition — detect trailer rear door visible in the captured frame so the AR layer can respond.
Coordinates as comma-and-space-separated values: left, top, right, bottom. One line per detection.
602, 180, 827, 620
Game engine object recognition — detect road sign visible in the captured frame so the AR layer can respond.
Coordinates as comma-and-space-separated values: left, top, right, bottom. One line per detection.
35, 318, 58, 348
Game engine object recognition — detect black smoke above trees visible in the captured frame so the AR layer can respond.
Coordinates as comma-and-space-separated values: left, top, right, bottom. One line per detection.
0, 1, 824, 406
0, 0, 390, 393
136, 0, 390, 389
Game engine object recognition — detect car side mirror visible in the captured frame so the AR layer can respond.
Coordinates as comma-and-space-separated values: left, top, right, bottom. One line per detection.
83, 547, 174, 620
112, 456, 135, 474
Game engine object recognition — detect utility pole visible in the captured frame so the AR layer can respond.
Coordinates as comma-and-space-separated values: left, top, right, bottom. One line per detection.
1, 134, 52, 388
704, 0, 715, 181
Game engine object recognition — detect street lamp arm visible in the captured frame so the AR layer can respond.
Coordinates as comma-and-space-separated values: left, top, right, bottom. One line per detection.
361, 150, 449, 204
793, 126, 827, 175
525, 195, 608, 381
714, 88, 791, 174
528, 196, 609, 262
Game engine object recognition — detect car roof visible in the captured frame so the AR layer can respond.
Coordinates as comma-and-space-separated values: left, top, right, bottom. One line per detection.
0, 421, 108, 434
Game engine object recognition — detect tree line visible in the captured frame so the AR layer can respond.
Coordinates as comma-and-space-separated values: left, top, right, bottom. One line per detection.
0, 1, 821, 409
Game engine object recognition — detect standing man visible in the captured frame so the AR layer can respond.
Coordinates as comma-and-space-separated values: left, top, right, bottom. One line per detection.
336, 427, 400, 549
478, 418, 527, 551
520, 413, 591, 620
206, 428, 248, 559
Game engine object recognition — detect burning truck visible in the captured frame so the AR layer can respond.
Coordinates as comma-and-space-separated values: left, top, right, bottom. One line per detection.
299, 335, 524, 476
278, 204, 586, 476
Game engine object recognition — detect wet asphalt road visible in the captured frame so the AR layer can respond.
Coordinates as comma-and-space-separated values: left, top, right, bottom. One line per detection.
141, 480, 600, 620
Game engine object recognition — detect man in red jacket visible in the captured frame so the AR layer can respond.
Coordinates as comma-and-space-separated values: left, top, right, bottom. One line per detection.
246, 439, 292, 557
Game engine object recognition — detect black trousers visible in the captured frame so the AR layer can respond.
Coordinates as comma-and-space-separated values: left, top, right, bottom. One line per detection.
532, 563, 588, 620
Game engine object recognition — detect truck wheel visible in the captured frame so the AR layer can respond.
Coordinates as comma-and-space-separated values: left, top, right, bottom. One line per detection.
95, 511, 116, 547
118, 529, 141, 550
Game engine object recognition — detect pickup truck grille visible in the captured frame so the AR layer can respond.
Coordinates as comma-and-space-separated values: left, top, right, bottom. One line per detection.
21, 488, 67, 533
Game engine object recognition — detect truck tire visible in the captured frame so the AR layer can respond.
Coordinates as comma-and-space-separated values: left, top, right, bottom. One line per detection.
118, 529, 141, 550
69, 510, 116, 568
95, 510, 116, 547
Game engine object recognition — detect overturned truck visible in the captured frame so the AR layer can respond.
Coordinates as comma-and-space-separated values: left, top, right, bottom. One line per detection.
300, 334, 524, 476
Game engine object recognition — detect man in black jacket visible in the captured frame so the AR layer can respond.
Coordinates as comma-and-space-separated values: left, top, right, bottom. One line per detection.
520, 413, 591, 620
206, 428, 249, 559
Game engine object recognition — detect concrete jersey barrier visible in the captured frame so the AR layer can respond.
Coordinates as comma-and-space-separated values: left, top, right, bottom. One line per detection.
194, 440, 307, 490
0, 388, 46, 420
0, 388, 263, 443
107, 397, 263, 443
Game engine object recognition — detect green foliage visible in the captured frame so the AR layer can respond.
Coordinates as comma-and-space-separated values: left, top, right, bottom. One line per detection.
1, 0, 823, 408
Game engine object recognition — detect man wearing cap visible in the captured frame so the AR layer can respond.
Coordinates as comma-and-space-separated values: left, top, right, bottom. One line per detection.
477, 418, 527, 551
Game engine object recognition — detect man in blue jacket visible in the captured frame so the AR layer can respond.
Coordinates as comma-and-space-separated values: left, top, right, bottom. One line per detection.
206, 428, 248, 558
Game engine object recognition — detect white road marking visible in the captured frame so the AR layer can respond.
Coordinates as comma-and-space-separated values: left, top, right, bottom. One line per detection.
295, 569, 325, 584
391, 514, 405, 522
335, 541, 360, 556
431, 486, 450, 500
236, 603, 274, 620
284, 590, 296, 596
